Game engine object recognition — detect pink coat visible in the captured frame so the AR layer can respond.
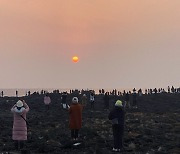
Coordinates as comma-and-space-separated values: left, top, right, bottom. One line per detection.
11, 102, 29, 141
44, 96, 51, 105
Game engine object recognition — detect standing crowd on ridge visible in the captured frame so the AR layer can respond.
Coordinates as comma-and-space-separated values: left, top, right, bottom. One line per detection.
0, 86, 177, 152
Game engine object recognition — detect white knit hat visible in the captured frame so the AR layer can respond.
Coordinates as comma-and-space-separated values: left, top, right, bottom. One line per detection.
16, 100, 23, 107
72, 97, 78, 103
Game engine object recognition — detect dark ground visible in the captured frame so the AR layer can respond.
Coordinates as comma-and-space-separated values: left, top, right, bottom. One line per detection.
0, 92, 180, 154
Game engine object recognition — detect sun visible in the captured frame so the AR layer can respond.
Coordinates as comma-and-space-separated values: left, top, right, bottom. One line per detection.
72, 56, 79, 63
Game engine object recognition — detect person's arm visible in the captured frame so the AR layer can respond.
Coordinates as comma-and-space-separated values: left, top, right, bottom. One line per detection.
23, 101, 29, 112
108, 110, 113, 120
11, 104, 16, 112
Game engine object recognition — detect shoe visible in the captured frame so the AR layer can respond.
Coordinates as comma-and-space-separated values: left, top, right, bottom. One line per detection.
112, 148, 118, 152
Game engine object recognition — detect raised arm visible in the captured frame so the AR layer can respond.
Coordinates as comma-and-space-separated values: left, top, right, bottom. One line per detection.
108, 110, 115, 120
11, 104, 17, 112
23, 101, 30, 112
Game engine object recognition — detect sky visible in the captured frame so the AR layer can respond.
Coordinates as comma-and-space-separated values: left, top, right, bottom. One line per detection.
0, 0, 180, 90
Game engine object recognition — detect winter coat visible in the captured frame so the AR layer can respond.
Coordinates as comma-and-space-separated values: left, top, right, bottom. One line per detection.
11, 102, 29, 141
108, 106, 125, 127
69, 103, 83, 129
61, 94, 67, 104
90, 94, 95, 102
44, 96, 51, 105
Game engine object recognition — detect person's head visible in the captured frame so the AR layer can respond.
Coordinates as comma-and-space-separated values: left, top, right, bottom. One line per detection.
72, 97, 78, 104
16, 100, 24, 110
16, 100, 23, 107
83, 94, 86, 97
115, 100, 123, 107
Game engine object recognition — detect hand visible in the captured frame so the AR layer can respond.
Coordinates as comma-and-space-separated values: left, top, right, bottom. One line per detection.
22, 100, 27, 106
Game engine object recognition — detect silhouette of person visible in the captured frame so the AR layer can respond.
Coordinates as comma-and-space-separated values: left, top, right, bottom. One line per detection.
133, 88, 136, 93
103, 92, 110, 109
81, 94, 87, 108
132, 91, 138, 108
44, 93, 51, 110
102, 89, 105, 94
1, 91, 4, 97
16, 90, 18, 97
124, 92, 130, 108
138, 89, 143, 96
154, 88, 157, 94
168, 86, 170, 93
171, 86, 175, 93
89, 92, 95, 109
61, 92, 68, 109
108, 100, 125, 152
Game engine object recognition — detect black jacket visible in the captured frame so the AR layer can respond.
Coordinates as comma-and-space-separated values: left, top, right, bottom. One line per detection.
108, 106, 125, 126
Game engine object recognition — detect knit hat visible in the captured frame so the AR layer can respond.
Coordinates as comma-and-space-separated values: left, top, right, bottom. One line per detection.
115, 100, 123, 107
16, 100, 23, 107
72, 97, 78, 103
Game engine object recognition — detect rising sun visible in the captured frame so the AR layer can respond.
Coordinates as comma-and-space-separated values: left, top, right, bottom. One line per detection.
72, 56, 79, 63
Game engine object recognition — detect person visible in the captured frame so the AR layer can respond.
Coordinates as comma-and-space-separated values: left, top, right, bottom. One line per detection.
44, 93, 51, 110
11, 100, 29, 150
132, 91, 138, 108
69, 97, 83, 140
89, 92, 95, 109
81, 94, 87, 108
108, 100, 125, 152
61, 92, 68, 109
16, 90, 18, 97
103, 92, 110, 109
1, 91, 3, 97
124, 92, 130, 108
138, 88, 143, 96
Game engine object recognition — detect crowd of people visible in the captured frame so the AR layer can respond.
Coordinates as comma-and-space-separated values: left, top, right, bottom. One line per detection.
8, 86, 179, 152
10, 90, 127, 152
1, 85, 180, 98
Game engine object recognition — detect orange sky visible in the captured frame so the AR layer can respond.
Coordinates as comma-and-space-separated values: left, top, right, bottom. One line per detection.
0, 0, 180, 89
